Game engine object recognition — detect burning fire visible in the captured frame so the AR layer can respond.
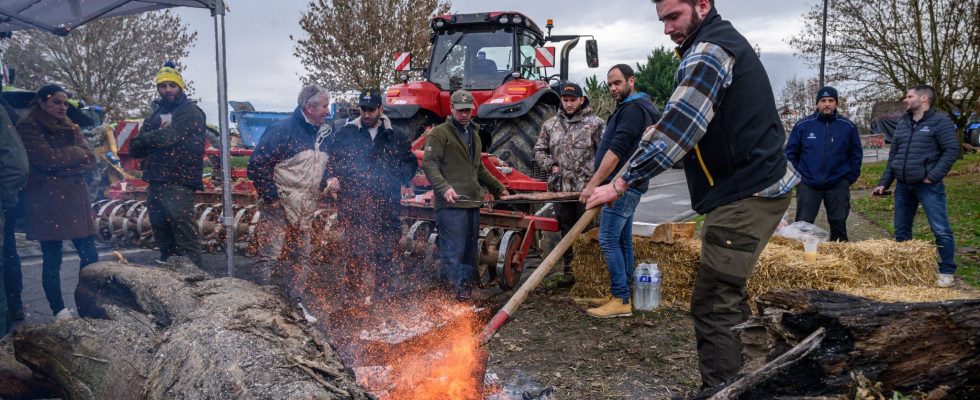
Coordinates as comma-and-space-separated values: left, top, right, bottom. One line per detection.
383, 302, 486, 400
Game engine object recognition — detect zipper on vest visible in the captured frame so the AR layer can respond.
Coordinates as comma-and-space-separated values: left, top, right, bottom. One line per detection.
694, 144, 714, 187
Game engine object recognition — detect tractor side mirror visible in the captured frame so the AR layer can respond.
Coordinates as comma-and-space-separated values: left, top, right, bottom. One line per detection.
585, 40, 599, 68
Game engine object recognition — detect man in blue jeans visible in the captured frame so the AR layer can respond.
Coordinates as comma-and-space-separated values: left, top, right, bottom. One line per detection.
579, 64, 661, 318
874, 84, 959, 288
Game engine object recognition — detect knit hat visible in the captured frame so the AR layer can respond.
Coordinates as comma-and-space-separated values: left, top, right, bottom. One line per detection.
816, 86, 838, 103
155, 61, 186, 91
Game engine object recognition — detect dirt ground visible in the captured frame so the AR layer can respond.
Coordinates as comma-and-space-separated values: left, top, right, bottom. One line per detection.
485, 282, 700, 399
480, 192, 961, 400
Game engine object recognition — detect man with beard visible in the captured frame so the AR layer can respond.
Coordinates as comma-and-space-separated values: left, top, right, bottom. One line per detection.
534, 82, 605, 287
327, 89, 416, 303
580, 64, 661, 319
587, 0, 799, 393
785, 86, 862, 242
874, 85, 959, 288
130, 62, 207, 267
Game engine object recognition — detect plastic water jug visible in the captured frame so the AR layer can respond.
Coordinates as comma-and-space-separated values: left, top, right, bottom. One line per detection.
634, 263, 658, 311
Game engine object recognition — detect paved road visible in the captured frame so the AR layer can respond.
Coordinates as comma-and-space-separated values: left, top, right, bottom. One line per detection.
631, 168, 695, 224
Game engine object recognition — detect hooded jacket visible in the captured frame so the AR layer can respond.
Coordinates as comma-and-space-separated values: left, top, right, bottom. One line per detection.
129, 93, 207, 190
594, 92, 661, 193
534, 98, 605, 192
878, 108, 959, 187
327, 114, 416, 224
785, 111, 862, 189
247, 106, 330, 227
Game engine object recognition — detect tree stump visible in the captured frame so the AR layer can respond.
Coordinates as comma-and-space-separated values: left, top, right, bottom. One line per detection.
1, 259, 373, 400
735, 289, 980, 399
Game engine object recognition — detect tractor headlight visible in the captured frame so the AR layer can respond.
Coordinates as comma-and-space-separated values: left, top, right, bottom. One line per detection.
498, 15, 510, 24
434, 19, 446, 29
513, 15, 523, 24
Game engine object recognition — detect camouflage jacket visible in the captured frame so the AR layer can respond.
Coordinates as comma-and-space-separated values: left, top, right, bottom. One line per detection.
534, 101, 605, 191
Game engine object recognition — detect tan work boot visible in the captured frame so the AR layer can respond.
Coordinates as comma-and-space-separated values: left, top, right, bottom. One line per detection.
583, 295, 613, 307
586, 297, 632, 318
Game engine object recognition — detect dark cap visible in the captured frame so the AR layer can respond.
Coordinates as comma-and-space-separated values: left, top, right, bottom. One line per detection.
451, 90, 475, 110
558, 82, 584, 98
816, 86, 839, 103
358, 89, 383, 109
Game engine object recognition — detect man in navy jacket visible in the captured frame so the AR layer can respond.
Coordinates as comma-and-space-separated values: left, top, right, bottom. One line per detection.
874, 84, 959, 288
785, 86, 862, 241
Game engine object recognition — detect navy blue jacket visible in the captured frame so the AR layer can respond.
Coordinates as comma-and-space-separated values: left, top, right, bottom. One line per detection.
785, 111, 862, 189
594, 92, 661, 193
878, 108, 959, 187
326, 115, 416, 225
247, 107, 329, 202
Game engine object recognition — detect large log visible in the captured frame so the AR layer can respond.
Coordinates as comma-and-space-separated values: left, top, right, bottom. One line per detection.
735, 289, 980, 399
7, 259, 373, 400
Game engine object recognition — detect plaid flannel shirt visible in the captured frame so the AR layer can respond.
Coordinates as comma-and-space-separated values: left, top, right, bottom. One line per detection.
622, 42, 799, 198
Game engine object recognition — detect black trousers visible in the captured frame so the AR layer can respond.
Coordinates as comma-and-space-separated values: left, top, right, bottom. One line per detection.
146, 183, 202, 266
556, 201, 588, 271
794, 180, 851, 242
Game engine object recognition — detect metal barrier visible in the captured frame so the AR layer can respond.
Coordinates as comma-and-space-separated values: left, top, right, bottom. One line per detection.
861, 134, 885, 161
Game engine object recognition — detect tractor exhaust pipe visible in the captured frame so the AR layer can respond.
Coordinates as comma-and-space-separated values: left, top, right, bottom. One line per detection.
559, 37, 579, 82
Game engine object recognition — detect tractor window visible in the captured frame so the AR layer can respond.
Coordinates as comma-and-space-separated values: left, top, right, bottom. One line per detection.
430, 28, 514, 90
518, 31, 544, 81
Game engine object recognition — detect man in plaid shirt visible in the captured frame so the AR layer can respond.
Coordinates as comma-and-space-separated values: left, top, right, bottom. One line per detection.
587, 0, 799, 393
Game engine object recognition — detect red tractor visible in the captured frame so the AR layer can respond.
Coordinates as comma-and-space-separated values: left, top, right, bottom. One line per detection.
384, 11, 599, 178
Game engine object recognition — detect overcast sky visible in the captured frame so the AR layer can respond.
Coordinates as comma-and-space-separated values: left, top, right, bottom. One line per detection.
173, 0, 822, 122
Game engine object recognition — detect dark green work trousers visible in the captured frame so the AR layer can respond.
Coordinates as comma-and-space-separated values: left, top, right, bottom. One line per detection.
691, 194, 790, 389
146, 183, 202, 266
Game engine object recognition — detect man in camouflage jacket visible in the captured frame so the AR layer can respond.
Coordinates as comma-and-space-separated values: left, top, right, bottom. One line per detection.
534, 82, 605, 286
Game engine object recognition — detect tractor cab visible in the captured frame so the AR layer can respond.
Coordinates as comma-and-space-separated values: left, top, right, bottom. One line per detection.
427, 13, 547, 92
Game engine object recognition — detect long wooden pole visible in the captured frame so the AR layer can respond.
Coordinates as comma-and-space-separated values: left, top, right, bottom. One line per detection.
478, 206, 599, 345
477, 159, 638, 345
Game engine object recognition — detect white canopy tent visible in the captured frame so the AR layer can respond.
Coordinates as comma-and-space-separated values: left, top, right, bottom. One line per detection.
0, 0, 238, 276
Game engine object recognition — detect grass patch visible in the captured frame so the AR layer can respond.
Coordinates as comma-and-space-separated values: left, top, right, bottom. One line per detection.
852, 153, 980, 287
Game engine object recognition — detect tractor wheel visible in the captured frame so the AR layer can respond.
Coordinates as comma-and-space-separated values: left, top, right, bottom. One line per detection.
489, 102, 555, 178
390, 114, 432, 140
970, 129, 980, 147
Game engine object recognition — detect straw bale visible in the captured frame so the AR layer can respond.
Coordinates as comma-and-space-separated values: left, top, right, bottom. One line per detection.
836, 286, 979, 303
571, 234, 943, 309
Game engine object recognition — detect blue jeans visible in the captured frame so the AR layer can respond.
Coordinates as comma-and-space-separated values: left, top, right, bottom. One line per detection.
40, 236, 99, 314
894, 182, 956, 274
435, 208, 480, 298
599, 188, 642, 302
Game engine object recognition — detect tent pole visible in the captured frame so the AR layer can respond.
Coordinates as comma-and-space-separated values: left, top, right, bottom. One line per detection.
212, 1, 234, 277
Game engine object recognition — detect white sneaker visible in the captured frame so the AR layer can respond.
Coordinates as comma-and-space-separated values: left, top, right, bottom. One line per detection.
54, 308, 76, 320
297, 302, 318, 324
936, 274, 955, 288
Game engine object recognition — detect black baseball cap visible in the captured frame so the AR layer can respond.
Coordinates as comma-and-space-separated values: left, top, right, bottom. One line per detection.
559, 82, 584, 98
358, 89, 383, 109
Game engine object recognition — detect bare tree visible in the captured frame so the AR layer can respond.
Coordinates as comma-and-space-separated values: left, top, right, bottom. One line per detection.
2, 11, 197, 119
294, 0, 451, 92
790, 0, 980, 140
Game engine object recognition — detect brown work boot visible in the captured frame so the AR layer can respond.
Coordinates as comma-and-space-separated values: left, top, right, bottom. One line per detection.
586, 297, 632, 318
582, 294, 613, 307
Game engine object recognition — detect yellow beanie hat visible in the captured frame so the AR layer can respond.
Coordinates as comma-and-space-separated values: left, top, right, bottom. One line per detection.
155, 61, 186, 91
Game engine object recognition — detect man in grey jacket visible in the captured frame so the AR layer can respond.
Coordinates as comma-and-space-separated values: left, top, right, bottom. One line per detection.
873, 84, 959, 288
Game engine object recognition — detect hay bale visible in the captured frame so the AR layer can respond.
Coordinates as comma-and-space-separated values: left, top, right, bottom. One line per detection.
570, 235, 700, 307
571, 234, 944, 309
836, 286, 979, 303
750, 244, 859, 295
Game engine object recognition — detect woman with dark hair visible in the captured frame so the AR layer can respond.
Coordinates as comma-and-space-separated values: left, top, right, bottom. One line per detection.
15, 84, 99, 320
